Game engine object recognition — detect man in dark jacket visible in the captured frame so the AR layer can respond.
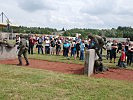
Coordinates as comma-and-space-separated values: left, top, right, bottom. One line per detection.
28, 35, 36, 54
76, 41, 80, 58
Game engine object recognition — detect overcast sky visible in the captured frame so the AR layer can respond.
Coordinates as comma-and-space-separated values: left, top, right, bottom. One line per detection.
0, 0, 133, 29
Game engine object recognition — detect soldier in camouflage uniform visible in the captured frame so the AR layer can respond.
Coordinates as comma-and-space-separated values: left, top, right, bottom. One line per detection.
17, 35, 29, 66
88, 34, 105, 60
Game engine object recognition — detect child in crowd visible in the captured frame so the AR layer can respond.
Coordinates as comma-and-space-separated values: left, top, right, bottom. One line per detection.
119, 49, 126, 68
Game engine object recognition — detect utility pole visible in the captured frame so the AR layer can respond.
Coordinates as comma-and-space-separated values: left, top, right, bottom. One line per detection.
1, 12, 4, 23
1, 12, 4, 32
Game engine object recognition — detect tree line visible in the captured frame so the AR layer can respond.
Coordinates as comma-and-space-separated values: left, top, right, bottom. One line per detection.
0, 26, 133, 40
0, 26, 57, 35
63, 26, 133, 41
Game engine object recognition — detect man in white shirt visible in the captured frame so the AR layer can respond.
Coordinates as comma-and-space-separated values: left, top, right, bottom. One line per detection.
45, 38, 50, 54
106, 40, 112, 60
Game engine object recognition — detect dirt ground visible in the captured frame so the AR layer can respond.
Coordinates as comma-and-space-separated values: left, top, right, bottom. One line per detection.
93, 68, 133, 82
0, 59, 84, 75
0, 59, 133, 82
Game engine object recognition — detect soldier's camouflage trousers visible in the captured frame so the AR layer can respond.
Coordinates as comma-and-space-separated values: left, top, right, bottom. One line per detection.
18, 49, 29, 65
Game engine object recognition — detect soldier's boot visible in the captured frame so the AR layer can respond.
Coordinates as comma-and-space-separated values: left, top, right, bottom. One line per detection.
24, 57, 29, 66
18, 56, 22, 66
26, 63, 29, 66
96, 50, 102, 61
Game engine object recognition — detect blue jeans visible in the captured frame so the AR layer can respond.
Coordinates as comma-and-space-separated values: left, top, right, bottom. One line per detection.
119, 61, 126, 68
80, 50, 84, 60
64, 47, 69, 57
71, 49, 76, 57
45, 46, 50, 54
38, 45, 44, 54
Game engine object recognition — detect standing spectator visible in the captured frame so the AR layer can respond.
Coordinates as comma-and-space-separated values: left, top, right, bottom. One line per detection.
50, 38, 56, 55
110, 40, 118, 63
86, 39, 91, 49
125, 42, 129, 56
63, 41, 66, 56
45, 38, 50, 54
28, 35, 36, 54
71, 41, 74, 57
117, 45, 125, 66
71, 40, 77, 60
37, 36, 44, 54
106, 40, 112, 60
16, 35, 20, 45
76, 41, 80, 58
63, 40, 70, 57
56, 39, 61, 56
80, 40, 85, 60
117, 42, 122, 53
127, 43, 133, 66
119, 49, 126, 68
36, 36, 39, 41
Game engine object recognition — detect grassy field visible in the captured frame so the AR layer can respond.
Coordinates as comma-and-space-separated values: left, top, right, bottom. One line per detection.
29, 54, 84, 65
0, 64, 133, 100
0, 49, 133, 99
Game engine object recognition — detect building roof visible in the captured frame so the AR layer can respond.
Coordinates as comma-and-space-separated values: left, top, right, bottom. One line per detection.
0, 23, 18, 27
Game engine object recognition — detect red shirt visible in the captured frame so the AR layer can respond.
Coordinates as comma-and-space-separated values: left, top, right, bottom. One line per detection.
29, 38, 36, 45
120, 51, 126, 61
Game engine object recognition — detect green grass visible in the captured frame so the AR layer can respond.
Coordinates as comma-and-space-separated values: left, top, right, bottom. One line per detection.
29, 54, 84, 65
0, 49, 133, 99
0, 64, 133, 100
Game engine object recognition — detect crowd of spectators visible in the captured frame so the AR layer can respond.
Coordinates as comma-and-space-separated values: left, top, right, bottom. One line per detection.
105, 39, 133, 67
26, 35, 86, 61
16, 34, 133, 67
